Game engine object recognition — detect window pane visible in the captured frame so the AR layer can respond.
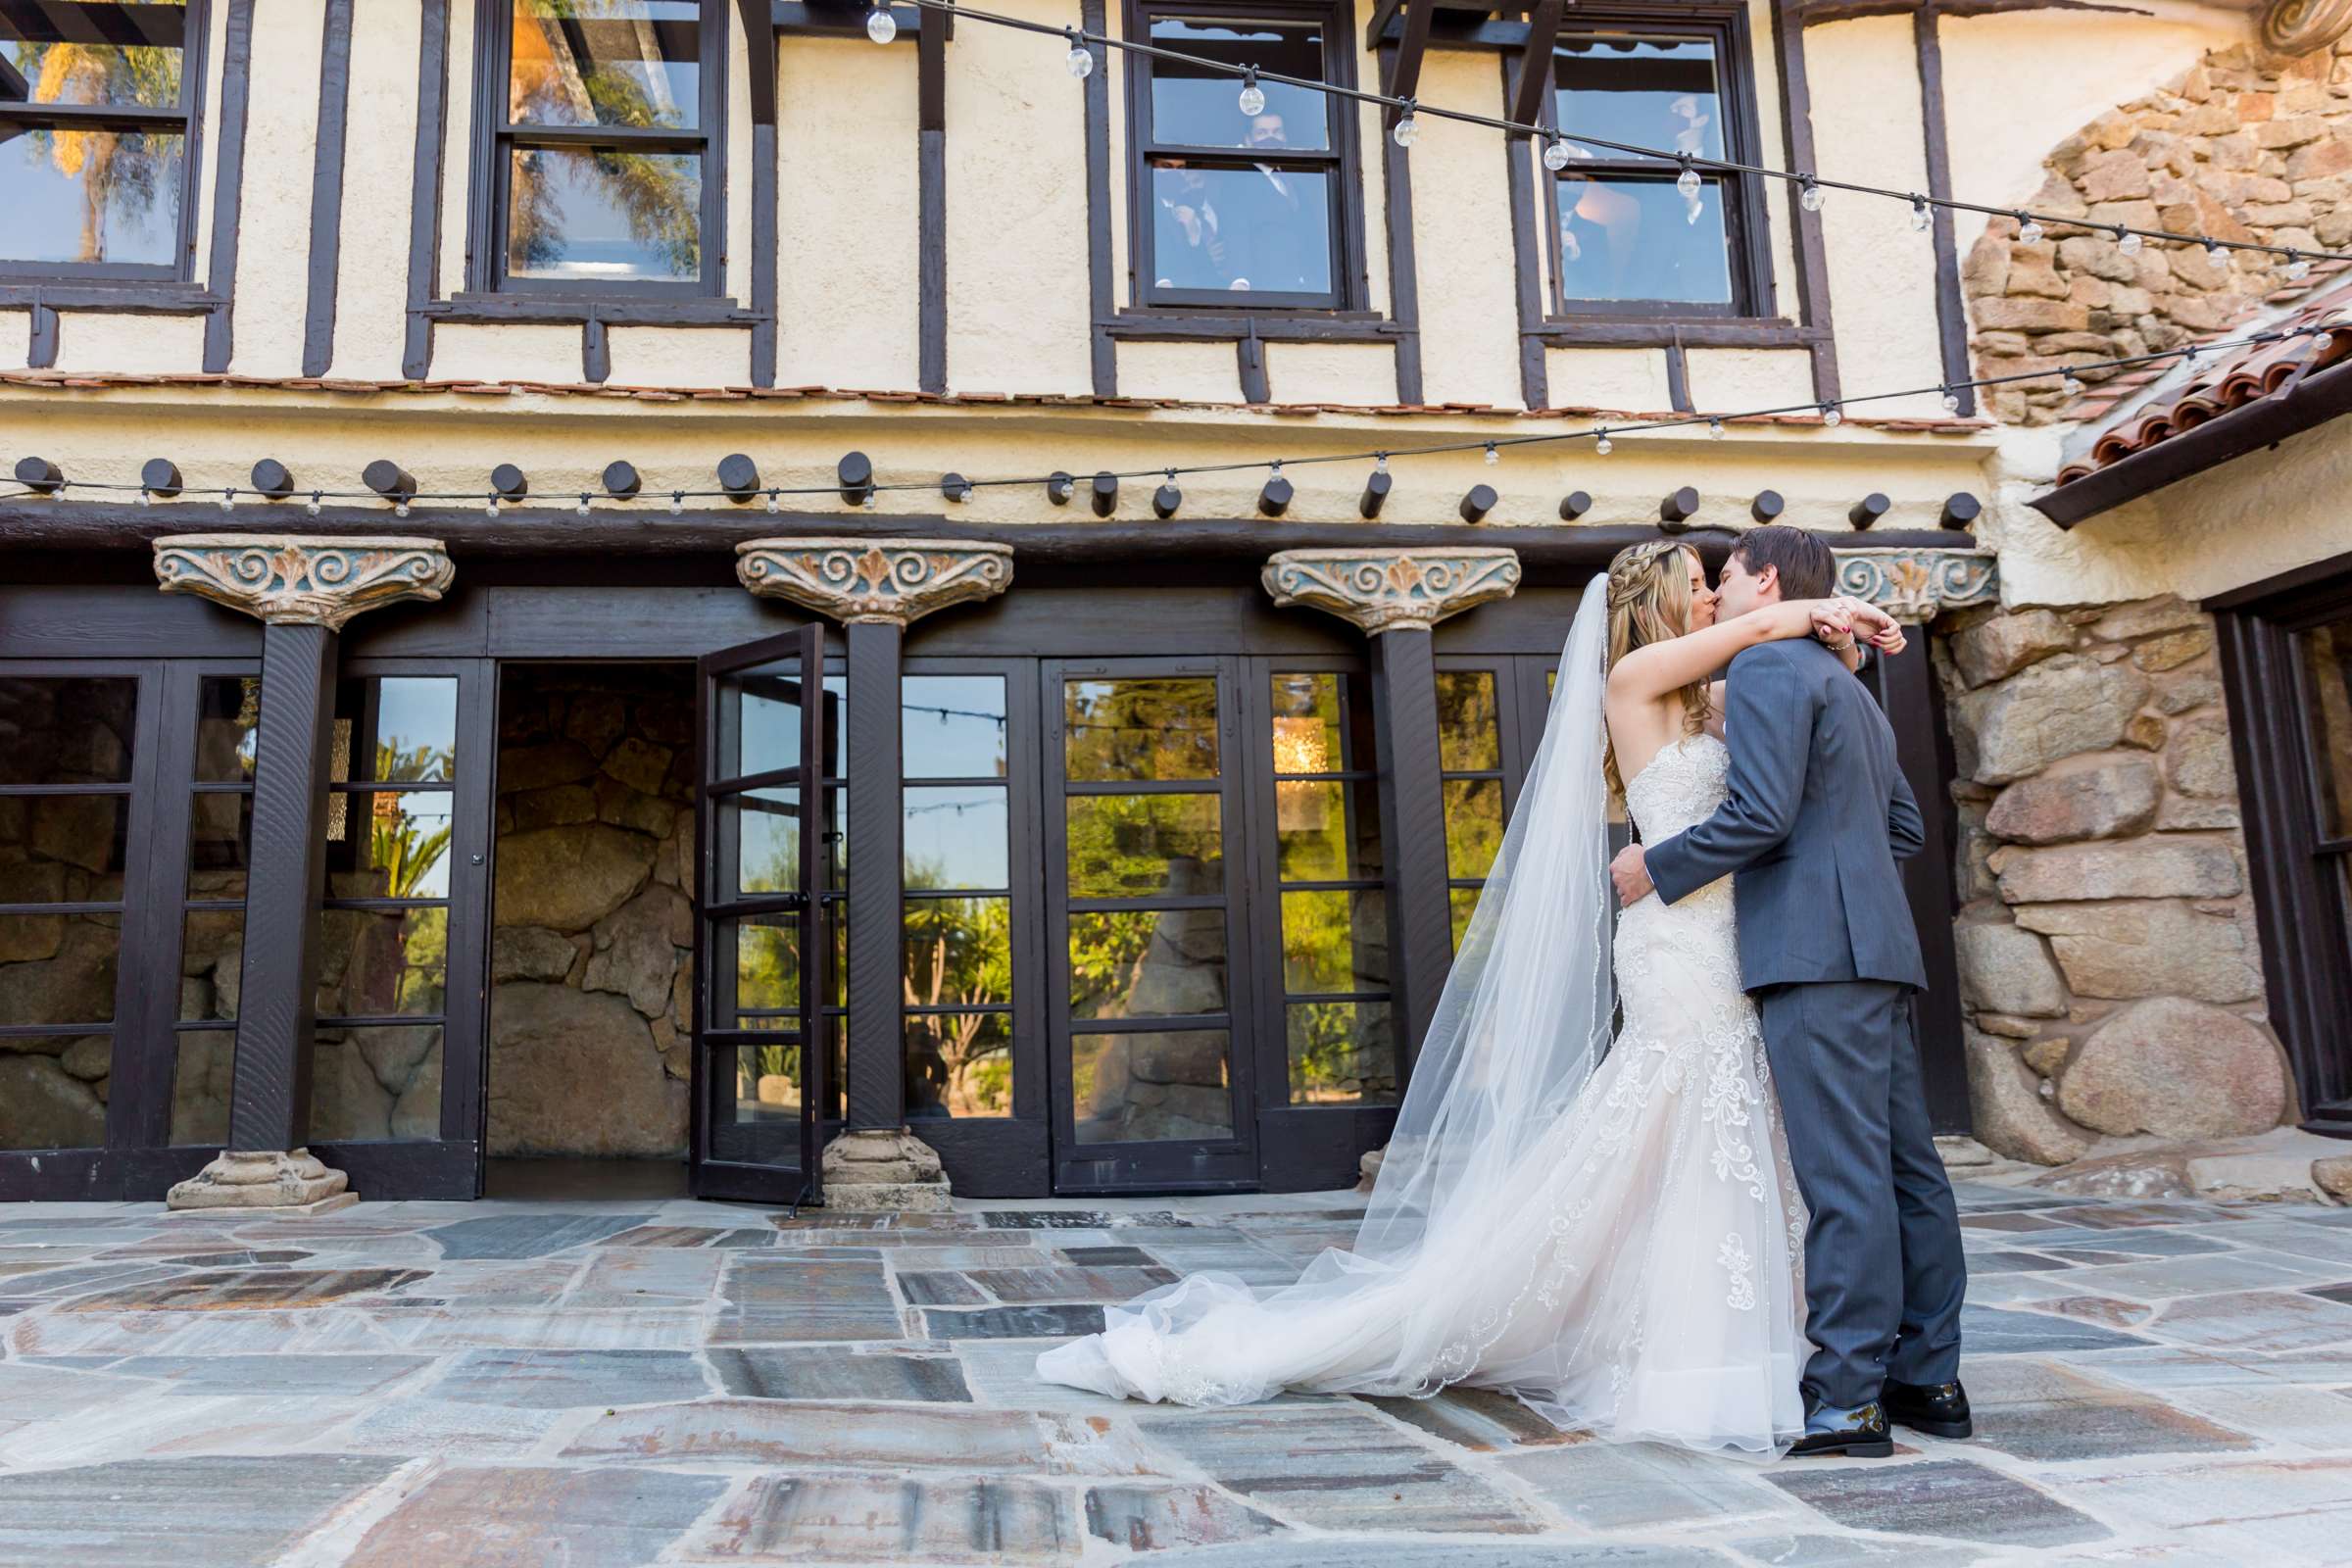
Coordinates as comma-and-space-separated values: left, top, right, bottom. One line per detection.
1072, 1029, 1232, 1143
1287, 1001, 1396, 1106
2, 2, 186, 105
904, 787, 1008, 891
723, 662, 805, 777
342, 678, 457, 782
1148, 17, 1327, 150
318, 905, 447, 1019
0, 127, 183, 267
0, 676, 137, 784
717, 786, 799, 899
715, 913, 800, 1025
1065, 677, 1219, 781
1444, 778, 1504, 881
510, 0, 703, 130
0, 795, 127, 900
311, 1025, 444, 1142
1274, 779, 1383, 882
903, 675, 1007, 778
903, 896, 1010, 1008
1148, 163, 1332, 297
1069, 908, 1228, 1019
326, 791, 454, 901
187, 791, 253, 899
1279, 889, 1387, 995
1066, 791, 1223, 898
171, 1028, 231, 1146
0, 1034, 109, 1150
1556, 173, 1733, 307
906, 1011, 1010, 1120
1436, 671, 1501, 772
507, 145, 702, 283
0, 911, 119, 1024
179, 909, 242, 1021
195, 676, 260, 782
723, 1039, 806, 1123
1450, 886, 1480, 953
2303, 621, 2352, 838
1553, 32, 1723, 162
1269, 671, 1371, 775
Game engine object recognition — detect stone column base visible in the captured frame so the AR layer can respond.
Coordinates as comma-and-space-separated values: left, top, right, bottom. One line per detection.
821, 1128, 953, 1212
1356, 1145, 1386, 1193
165, 1149, 358, 1215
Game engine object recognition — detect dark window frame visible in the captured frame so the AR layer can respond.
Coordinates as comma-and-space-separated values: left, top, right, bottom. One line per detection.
1118, 0, 1371, 316
0, 0, 213, 285
1534, 2, 1776, 324
464, 0, 731, 302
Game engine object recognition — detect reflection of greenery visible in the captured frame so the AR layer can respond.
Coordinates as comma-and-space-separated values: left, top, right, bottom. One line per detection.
904, 872, 1010, 1116
1287, 1001, 1393, 1104
10, 21, 182, 263
1442, 778, 1503, 881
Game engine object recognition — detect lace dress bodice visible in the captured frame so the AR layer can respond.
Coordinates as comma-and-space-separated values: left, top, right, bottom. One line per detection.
1623, 734, 1735, 920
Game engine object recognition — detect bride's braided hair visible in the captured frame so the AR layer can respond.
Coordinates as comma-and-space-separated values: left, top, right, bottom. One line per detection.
1600, 540, 1712, 804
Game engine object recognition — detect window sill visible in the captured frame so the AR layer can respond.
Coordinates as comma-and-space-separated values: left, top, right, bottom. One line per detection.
1527, 318, 1821, 349
0, 280, 220, 315
424, 294, 763, 328
1104, 311, 1402, 344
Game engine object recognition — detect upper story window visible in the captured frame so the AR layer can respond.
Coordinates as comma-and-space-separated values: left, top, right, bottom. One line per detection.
1128, 3, 1363, 312
0, 0, 202, 279
471, 0, 728, 296
1544, 15, 1769, 318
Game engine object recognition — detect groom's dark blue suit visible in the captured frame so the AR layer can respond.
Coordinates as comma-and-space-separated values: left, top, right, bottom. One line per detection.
1644, 637, 1967, 1414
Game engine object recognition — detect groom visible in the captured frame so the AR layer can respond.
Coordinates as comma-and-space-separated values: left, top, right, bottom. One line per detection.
1608, 525, 1969, 1458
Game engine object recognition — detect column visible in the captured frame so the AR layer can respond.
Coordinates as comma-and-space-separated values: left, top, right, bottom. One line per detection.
151, 535, 455, 1214
737, 538, 1012, 1210
1262, 548, 1521, 1169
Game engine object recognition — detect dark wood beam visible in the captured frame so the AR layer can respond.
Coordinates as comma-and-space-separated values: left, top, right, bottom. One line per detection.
1507, 0, 1562, 135
301, 0, 356, 378
1370, 629, 1450, 1081
1389, 0, 1434, 125
918, 11, 948, 393
738, 0, 777, 123
1914, 6, 1974, 417
1377, 40, 1424, 404
199, 0, 256, 374
1799, 0, 2147, 21
403, 0, 454, 380
843, 619, 906, 1130
1772, 0, 1840, 405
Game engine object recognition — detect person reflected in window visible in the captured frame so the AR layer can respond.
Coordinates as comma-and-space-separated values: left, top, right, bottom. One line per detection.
1227, 112, 1313, 294
1153, 159, 1231, 290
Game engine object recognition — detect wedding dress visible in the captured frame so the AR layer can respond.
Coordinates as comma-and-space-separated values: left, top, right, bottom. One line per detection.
1035, 590, 1811, 1457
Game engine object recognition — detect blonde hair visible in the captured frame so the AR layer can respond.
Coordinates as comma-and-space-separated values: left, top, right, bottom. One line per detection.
1601, 540, 1712, 803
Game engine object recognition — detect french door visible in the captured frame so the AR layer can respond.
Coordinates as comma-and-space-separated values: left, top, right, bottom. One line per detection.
1044, 659, 1259, 1192
693, 626, 832, 1202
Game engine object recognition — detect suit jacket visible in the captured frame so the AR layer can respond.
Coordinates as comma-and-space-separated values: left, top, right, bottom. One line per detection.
1644, 638, 1928, 992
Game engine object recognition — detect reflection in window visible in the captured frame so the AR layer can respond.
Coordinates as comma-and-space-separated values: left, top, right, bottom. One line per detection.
903, 672, 1012, 1120
1437, 669, 1507, 950
2303, 622, 2352, 840
0, 0, 193, 271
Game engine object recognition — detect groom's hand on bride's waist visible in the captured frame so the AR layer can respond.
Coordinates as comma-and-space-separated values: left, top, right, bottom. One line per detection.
1610, 844, 1654, 906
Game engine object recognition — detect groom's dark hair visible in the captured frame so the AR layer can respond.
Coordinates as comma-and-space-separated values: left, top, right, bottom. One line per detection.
1728, 525, 1837, 601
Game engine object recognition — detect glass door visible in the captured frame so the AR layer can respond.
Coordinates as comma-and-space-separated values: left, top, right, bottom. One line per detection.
1045, 659, 1256, 1192
694, 626, 829, 1203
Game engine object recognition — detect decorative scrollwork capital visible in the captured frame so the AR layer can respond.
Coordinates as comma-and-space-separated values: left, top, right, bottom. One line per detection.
736, 539, 1014, 627
1260, 548, 1522, 635
1835, 548, 1999, 625
151, 536, 455, 631
2263, 0, 2352, 57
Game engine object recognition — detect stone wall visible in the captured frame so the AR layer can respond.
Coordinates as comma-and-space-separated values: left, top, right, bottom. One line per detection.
1940, 596, 2293, 1162
488, 666, 696, 1158
1965, 34, 2352, 423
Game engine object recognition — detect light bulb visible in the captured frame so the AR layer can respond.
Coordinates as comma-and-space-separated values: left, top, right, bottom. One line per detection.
1939, 386, 1962, 414
765, 491, 780, 514
394, 501, 409, 518
576, 495, 592, 516
1911, 199, 1932, 233
2205, 238, 2223, 260
2062, 374, 2083, 397
136, 488, 151, 508
306, 494, 321, 516
486, 496, 501, 516
1593, 430, 1613, 456
2286, 255, 2312, 280
1374, 454, 1388, 473
1799, 177, 1825, 213
2118, 227, 2143, 257
1821, 403, 1842, 426
1484, 443, 1498, 466
862, 487, 877, 509
865, 2, 896, 43
669, 493, 684, 515
219, 489, 234, 513
1238, 71, 1264, 118
1392, 111, 1419, 149
1708, 418, 1725, 440
1677, 161, 1701, 200
2018, 217, 2044, 246
1065, 36, 1093, 78
1542, 134, 1571, 172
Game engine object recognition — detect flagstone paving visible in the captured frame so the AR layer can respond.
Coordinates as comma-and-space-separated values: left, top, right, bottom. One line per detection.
0, 1182, 2350, 1565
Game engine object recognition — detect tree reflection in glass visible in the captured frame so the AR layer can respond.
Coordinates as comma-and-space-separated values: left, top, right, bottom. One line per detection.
0, 1, 186, 266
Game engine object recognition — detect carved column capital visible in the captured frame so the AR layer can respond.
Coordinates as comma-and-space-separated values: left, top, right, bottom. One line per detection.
1261, 548, 1522, 635
736, 538, 1014, 627
2263, 0, 2352, 56
1835, 548, 1999, 625
152, 536, 455, 632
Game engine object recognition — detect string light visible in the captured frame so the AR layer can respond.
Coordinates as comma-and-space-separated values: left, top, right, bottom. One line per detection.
1910, 196, 1932, 233
1820, 403, 1842, 427
485, 494, 501, 516
1063, 27, 1092, 78
306, 491, 322, 517
576, 494, 592, 516
2118, 226, 2144, 258
669, 492, 685, 515
218, 488, 234, 513
1483, 442, 1498, 466
1677, 157, 1701, 201
2062, 373, 2084, 397
1708, 418, 1726, 439
865, 0, 897, 43
2286, 256, 2313, 280
1237, 67, 1263, 118
394, 500, 410, 517
1593, 429, 1613, 456
1799, 176, 1825, 214
2018, 215, 2044, 246
1392, 100, 1419, 149
1542, 132, 1570, 172
1939, 385, 1962, 414
765, 488, 781, 514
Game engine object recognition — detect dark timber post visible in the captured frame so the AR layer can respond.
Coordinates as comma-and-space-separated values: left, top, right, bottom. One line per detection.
1260, 547, 1523, 1085
734, 536, 1013, 1206
149, 535, 455, 1211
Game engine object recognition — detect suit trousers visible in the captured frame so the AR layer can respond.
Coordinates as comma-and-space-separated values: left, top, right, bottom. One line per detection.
1755, 979, 1967, 1411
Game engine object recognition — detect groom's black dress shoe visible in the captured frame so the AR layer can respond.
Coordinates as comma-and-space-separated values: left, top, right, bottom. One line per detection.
1884, 1378, 1973, 1440
1787, 1402, 1892, 1458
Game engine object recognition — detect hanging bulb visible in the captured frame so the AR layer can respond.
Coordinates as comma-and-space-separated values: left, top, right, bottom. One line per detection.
1374, 453, 1389, 474
1939, 386, 1962, 414
2204, 237, 2224, 261
1910, 197, 1932, 233
1392, 103, 1419, 148
865, 1, 896, 43
1708, 417, 1726, 440
2062, 373, 2084, 397
1237, 68, 1264, 119
765, 489, 781, 514
2018, 215, 2044, 246
1799, 176, 1825, 213
862, 486, 878, 509
394, 501, 410, 518
2117, 226, 2143, 257
1065, 30, 1093, 78
2286, 254, 2313, 280
485, 494, 501, 517
1677, 158, 1701, 201
576, 494, 592, 516
1542, 133, 1571, 172
136, 487, 152, 508
1593, 429, 1613, 456
1821, 402, 1842, 426
669, 492, 685, 515
219, 488, 234, 513
306, 492, 322, 517
1483, 443, 1498, 466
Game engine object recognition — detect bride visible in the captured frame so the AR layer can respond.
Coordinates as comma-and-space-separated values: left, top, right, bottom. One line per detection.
1035, 539, 1907, 1457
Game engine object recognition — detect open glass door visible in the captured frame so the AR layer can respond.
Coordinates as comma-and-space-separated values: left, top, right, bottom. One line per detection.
694, 626, 828, 1203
